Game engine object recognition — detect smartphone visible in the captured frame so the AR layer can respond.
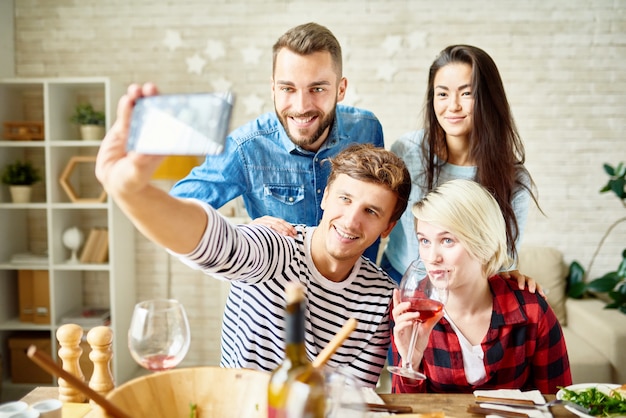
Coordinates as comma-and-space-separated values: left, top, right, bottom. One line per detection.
127, 92, 234, 155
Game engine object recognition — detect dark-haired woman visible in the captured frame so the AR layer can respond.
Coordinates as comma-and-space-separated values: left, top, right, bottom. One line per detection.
381, 44, 538, 286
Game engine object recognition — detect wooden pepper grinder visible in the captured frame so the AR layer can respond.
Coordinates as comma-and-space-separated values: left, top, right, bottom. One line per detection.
87, 326, 115, 411
56, 323, 87, 403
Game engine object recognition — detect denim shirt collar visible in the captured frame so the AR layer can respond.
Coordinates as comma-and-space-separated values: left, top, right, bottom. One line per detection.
281, 109, 343, 156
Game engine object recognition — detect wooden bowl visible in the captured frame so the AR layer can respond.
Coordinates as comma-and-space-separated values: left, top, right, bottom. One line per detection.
100, 367, 270, 418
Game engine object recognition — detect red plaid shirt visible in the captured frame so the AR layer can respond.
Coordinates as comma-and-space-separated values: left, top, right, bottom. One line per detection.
391, 275, 572, 394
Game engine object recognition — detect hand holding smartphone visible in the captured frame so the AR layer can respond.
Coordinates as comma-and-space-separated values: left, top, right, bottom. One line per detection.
127, 92, 234, 155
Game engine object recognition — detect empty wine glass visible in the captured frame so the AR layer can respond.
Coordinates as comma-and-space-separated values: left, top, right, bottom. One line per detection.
128, 299, 191, 372
387, 259, 448, 380
325, 367, 366, 418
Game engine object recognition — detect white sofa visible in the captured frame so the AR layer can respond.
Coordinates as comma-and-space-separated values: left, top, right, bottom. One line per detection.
518, 246, 626, 384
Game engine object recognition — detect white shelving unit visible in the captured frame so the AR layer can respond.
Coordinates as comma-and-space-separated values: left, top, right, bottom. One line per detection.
0, 77, 138, 392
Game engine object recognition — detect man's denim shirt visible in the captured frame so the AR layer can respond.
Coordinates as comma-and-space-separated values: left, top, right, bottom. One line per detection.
170, 104, 384, 240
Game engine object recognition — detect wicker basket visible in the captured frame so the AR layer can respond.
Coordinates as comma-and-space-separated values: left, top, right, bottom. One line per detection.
95, 367, 270, 418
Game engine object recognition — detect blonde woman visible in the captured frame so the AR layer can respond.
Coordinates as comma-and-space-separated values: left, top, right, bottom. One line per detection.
391, 179, 571, 394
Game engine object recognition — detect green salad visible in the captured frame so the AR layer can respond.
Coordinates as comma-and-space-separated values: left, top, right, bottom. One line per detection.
559, 386, 626, 417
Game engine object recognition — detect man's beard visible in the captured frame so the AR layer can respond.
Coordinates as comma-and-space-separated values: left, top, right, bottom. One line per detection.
276, 106, 336, 149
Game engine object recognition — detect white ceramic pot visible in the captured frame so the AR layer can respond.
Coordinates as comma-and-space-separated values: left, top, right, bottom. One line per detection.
31, 399, 62, 418
79, 124, 105, 140
7, 411, 40, 418
9, 185, 32, 203
0, 401, 28, 417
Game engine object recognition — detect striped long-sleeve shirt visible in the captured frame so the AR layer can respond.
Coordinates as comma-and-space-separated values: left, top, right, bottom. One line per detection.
178, 200, 396, 387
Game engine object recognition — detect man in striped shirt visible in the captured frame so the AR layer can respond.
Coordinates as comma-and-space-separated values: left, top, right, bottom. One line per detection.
95, 82, 411, 387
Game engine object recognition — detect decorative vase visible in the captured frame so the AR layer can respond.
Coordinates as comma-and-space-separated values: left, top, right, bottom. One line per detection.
62, 226, 85, 263
9, 185, 33, 203
79, 125, 105, 140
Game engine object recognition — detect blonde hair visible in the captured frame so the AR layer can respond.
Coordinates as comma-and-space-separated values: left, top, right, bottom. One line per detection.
412, 179, 512, 277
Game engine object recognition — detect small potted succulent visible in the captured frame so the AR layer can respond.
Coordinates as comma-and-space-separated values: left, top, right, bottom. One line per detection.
70, 103, 106, 140
1, 159, 42, 203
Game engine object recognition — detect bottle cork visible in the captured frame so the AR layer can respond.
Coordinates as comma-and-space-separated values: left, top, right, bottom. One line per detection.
285, 281, 305, 304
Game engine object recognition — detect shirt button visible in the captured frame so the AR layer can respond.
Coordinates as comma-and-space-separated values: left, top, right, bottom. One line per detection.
288, 197, 294, 202
317, 189, 321, 194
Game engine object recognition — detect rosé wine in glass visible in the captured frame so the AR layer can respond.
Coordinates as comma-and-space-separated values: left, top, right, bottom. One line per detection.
137, 353, 182, 372
405, 296, 444, 322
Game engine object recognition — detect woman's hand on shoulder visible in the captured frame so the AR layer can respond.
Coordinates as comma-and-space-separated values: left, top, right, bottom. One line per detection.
501, 269, 546, 298
250, 215, 296, 237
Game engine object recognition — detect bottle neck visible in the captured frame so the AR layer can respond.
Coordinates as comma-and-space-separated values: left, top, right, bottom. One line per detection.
285, 299, 308, 364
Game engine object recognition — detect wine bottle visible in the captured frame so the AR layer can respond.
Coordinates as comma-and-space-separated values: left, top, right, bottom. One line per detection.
267, 282, 326, 418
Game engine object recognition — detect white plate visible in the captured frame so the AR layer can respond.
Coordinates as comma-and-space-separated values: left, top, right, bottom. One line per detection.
556, 383, 621, 417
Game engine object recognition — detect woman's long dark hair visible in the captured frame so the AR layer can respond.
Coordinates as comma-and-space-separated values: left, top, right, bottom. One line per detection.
421, 44, 538, 259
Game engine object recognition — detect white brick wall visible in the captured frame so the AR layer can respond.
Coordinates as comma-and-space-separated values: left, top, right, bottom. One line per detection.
11, 0, 626, 366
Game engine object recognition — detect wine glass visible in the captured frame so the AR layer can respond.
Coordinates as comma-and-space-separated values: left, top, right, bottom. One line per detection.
325, 367, 366, 418
387, 259, 448, 380
128, 299, 191, 372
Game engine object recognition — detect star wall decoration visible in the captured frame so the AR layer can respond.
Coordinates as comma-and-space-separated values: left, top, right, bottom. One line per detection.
163, 30, 183, 52
210, 77, 233, 93
381, 35, 403, 57
241, 45, 263, 65
242, 94, 266, 116
186, 53, 207, 75
375, 62, 399, 82
204, 39, 225, 61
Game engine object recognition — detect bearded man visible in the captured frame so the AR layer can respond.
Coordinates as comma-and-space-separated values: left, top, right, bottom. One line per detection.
170, 22, 384, 261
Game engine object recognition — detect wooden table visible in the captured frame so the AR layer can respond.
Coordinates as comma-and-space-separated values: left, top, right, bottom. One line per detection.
22, 386, 578, 417
379, 393, 577, 417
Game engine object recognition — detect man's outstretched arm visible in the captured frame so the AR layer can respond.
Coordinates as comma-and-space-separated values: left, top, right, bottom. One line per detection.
95, 83, 207, 254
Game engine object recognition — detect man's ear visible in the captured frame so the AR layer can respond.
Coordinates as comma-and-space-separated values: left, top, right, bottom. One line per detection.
380, 220, 397, 239
337, 77, 347, 102
320, 186, 329, 210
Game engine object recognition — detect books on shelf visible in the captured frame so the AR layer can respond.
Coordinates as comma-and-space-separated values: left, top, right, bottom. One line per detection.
60, 307, 111, 329
79, 227, 109, 263
18, 269, 50, 324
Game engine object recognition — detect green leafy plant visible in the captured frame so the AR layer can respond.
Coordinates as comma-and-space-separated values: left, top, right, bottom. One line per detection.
1, 159, 42, 186
70, 103, 105, 126
567, 162, 626, 314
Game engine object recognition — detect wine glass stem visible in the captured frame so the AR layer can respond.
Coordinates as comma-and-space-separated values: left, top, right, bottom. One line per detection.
404, 321, 419, 371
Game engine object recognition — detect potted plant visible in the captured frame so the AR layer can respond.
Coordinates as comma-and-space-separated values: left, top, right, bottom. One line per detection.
70, 103, 106, 140
1, 159, 42, 203
567, 161, 626, 314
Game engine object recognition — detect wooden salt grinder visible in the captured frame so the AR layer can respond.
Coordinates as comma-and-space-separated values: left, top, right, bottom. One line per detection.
56, 323, 87, 403
87, 326, 115, 410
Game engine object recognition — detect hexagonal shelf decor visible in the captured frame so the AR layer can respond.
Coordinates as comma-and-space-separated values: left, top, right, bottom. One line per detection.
59, 156, 107, 203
